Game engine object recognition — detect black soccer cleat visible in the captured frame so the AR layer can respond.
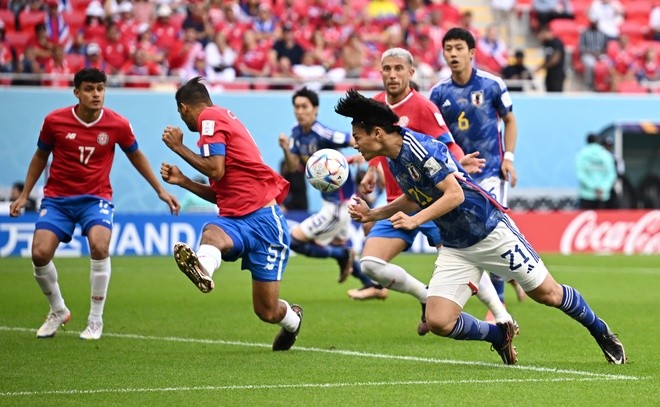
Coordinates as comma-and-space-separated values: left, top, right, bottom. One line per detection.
595, 319, 627, 364
273, 304, 303, 351
337, 249, 355, 283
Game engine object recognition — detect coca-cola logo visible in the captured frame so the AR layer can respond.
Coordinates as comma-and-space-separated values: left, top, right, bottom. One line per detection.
560, 211, 660, 254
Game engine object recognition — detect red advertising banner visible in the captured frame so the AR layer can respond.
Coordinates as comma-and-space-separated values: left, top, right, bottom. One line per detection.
509, 210, 660, 255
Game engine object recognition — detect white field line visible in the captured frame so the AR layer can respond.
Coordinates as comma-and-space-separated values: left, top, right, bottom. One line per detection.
0, 377, 647, 398
0, 326, 642, 385
547, 265, 660, 274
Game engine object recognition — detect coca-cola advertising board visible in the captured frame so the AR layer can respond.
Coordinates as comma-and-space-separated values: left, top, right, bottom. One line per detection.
509, 210, 660, 255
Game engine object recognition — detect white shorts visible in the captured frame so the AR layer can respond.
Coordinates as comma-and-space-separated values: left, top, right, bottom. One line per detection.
479, 176, 508, 206
428, 215, 548, 307
298, 200, 351, 246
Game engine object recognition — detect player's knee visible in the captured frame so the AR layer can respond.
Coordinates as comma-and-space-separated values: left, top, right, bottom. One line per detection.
527, 282, 563, 307
88, 242, 109, 259
31, 243, 53, 266
359, 256, 386, 280
426, 314, 456, 337
254, 306, 280, 324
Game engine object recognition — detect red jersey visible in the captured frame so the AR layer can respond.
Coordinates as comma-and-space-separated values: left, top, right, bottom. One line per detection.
38, 106, 137, 200
371, 88, 455, 202
197, 106, 289, 217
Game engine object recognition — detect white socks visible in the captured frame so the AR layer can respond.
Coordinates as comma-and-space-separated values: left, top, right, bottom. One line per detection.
476, 272, 512, 323
360, 256, 427, 302
277, 300, 300, 333
197, 244, 222, 278
33, 261, 66, 312
89, 257, 111, 321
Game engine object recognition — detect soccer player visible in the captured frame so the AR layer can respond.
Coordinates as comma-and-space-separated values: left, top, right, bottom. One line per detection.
160, 77, 302, 351
429, 27, 526, 315
337, 89, 627, 365
9, 68, 180, 340
353, 47, 514, 336
278, 87, 383, 295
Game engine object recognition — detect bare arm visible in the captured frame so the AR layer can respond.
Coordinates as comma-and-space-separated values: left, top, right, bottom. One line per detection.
348, 193, 420, 223
125, 149, 180, 215
501, 111, 518, 187
9, 148, 49, 217
160, 163, 216, 203
278, 133, 301, 173
162, 125, 225, 180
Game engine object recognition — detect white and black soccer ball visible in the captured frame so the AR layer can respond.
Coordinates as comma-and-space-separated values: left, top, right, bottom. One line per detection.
305, 148, 349, 192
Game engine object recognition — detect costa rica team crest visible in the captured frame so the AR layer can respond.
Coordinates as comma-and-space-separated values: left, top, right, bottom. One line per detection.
97, 132, 109, 145
397, 116, 410, 127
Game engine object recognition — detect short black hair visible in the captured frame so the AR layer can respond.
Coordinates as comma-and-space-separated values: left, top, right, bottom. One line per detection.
175, 76, 212, 107
334, 89, 401, 134
73, 68, 106, 88
587, 133, 599, 144
292, 86, 319, 107
12, 181, 24, 192
442, 27, 476, 50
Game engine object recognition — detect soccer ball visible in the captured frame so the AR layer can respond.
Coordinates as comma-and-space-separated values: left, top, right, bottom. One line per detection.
305, 149, 349, 192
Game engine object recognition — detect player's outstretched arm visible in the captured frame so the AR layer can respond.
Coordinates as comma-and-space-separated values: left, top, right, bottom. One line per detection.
162, 125, 226, 180
501, 112, 518, 187
9, 149, 49, 217
160, 163, 216, 203
126, 149, 180, 215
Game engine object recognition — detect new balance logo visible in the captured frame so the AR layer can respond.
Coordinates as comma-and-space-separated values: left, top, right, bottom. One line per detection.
65, 133, 77, 139
442, 99, 451, 108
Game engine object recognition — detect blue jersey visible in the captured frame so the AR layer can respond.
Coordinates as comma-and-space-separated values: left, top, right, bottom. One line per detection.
290, 120, 355, 203
388, 128, 505, 248
429, 69, 513, 182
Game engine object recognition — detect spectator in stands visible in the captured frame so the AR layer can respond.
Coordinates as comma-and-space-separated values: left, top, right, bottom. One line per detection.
430, 0, 461, 25
588, 0, 624, 42
133, 23, 166, 71
270, 22, 304, 67
152, 4, 180, 49
81, 0, 105, 44
27, 23, 53, 71
179, 50, 211, 83
339, 32, 367, 79
42, 43, 70, 87
84, 41, 106, 71
576, 133, 617, 209
491, 0, 515, 46
10, 181, 37, 212
115, 1, 138, 37
292, 50, 326, 92
167, 26, 204, 79
536, 25, 566, 92
100, 21, 131, 75
0, 21, 13, 73
235, 29, 271, 77
308, 29, 337, 71
477, 24, 509, 74
636, 47, 659, 83
458, 10, 481, 41
651, 2, 660, 41
131, 0, 155, 24
606, 35, 637, 91
578, 18, 608, 88
252, 2, 277, 42
182, 1, 212, 47
532, 0, 574, 29
18, 0, 46, 31
204, 31, 237, 82
501, 49, 534, 91
122, 47, 162, 88
44, 0, 71, 52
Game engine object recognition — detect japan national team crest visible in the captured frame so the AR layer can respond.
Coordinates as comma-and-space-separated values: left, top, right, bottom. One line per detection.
97, 132, 109, 145
397, 116, 410, 127
470, 90, 485, 106
406, 164, 421, 181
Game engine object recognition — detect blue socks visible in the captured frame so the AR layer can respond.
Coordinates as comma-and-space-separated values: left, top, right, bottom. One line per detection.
490, 273, 505, 303
448, 313, 503, 345
558, 284, 606, 337
290, 238, 345, 259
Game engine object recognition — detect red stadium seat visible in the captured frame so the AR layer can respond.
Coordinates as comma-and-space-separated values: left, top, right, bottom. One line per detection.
68, 0, 91, 13
619, 21, 648, 45
5, 30, 31, 55
592, 60, 611, 92
62, 10, 86, 33
18, 10, 46, 32
623, 1, 653, 24
0, 9, 16, 32
549, 19, 582, 52
65, 53, 85, 71
616, 80, 649, 94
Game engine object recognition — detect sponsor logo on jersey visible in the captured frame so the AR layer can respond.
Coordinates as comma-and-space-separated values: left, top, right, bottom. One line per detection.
65, 133, 77, 140
470, 90, 484, 106
397, 116, 410, 127
201, 120, 215, 136
423, 157, 442, 176
442, 99, 451, 108
406, 164, 421, 181
97, 132, 109, 145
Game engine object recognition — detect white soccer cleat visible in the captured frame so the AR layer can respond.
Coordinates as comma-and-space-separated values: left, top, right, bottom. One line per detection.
36, 308, 71, 338
79, 320, 104, 340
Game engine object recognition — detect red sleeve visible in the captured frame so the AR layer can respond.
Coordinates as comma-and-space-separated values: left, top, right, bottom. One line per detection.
447, 141, 465, 160
368, 156, 384, 168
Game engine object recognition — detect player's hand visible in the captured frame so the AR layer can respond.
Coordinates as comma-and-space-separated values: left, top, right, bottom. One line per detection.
501, 159, 517, 188
459, 151, 486, 175
160, 162, 187, 186
389, 211, 417, 230
162, 126, 184, 151
346, 154, 365, 165
278, 133, 289, 150
159, 191, 181, 215
348, 196, 372, 223
358, 166, 377, 196
8, 197, 27, 217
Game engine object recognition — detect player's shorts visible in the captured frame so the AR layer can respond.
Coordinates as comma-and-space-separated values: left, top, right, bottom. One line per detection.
35, 195, 114, 243
298, 200, 350, 246
478, 176, 508, 206
428, 214, 548, 307
368, 218, 441, 249
205, 205, 290, 282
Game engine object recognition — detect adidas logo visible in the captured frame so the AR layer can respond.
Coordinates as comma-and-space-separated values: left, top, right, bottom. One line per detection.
65, 133, 77, 139
442, 99, 451, 108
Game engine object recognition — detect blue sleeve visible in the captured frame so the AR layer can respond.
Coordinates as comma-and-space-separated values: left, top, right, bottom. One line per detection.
121, 141, 138, 153
423, 141, 455, 185
199, 142, 226, 157
491, 82, 512, 118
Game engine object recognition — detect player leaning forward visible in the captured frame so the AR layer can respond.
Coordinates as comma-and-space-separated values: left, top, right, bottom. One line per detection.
337, 89, 626, 365
160, 77, 303, 351
10, 68, 181, 340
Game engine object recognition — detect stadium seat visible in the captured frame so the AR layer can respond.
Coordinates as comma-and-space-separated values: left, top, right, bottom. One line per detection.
0, 9, 16, 32
68, 0, 91, 13
18, 10, 46, 32
65, 53, 85, 71
623, 1, 653, 25
62, 10, 86, 33
592, 60, 611, 92
619, 21, 648, 45
549, 19, 582, 53
616, 80, 649, 94
5, 31, 31, 55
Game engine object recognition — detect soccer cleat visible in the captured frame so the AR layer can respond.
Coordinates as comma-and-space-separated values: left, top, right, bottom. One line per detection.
337, 248, 355, 283
79, 320, 103, 340
347, 285, 389, 300
491, 321, 518, 365
417, 303, 429, 336
36, 308, 71, 338
173, 242, 214, 293
595, 319, 627, 364
272, 304, 303, 351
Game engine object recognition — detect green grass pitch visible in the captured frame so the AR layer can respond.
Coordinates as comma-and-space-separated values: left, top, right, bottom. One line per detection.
0, 253, 658, 406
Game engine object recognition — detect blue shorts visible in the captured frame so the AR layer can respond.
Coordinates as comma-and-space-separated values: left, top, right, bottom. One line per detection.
368, 218, 441, 249
205, 205, 290, 282
35, 195, 114, 243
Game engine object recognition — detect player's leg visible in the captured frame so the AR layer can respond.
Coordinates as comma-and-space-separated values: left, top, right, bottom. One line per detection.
426, 247, 517, 365
80, 224, 112, 340
32, 199, 75, 338
252, 280, 303, 351
475, 272, 515, 324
